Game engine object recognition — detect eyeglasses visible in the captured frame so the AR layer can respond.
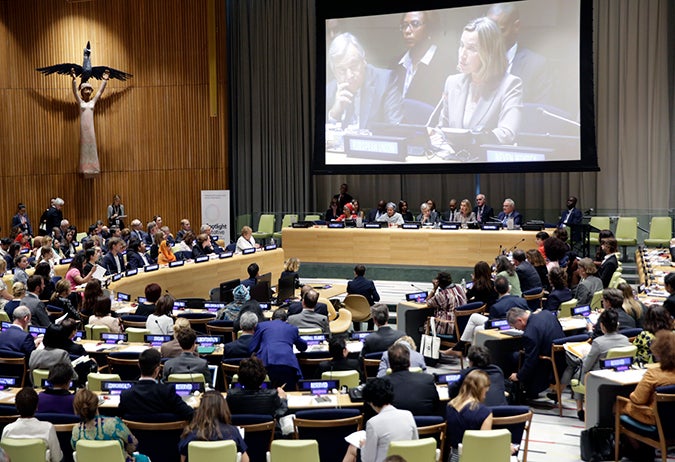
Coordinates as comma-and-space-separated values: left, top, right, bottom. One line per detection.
400, 20, 424, 31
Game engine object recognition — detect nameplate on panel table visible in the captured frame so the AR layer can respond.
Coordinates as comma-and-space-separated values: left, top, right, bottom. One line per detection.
169, 260, 185, 268
112, 273, 124, 282
328, 222, 345, 229
364, 223, 383, 229
401, 223, 420, 229
242, 248, 256, 255
194, 255, 209, 263
264, 244, 278, 251
116, 292, 131, 302
126, 268, 138, 277
144, 264, 159, 272
440, 223, 460, 230
59, 258, 73, 265
219, 252, 233, 259
481, 224, 501, 231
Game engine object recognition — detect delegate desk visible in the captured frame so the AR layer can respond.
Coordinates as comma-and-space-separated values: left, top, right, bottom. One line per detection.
107, 249, 285, 300
584, 367, 650, 429
282, 227, 540, 268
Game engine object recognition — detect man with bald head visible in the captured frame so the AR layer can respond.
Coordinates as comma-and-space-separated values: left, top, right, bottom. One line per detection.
288, 289, 330, 334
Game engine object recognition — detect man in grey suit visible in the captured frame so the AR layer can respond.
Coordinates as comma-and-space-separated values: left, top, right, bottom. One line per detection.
162, 328, 212, 385
288, 289, 330, 335
326, 32, 403, 129
513, 249, 543, 292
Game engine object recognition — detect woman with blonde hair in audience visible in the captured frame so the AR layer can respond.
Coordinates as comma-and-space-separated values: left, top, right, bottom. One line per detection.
49, 279, 81, 322
179, 390, 249, 462
71, 389, 149, 462
3, 281, 25, 318
0, 259, 13, 309
617, 282, 644, 327
236, 226, 259, 253
160, 317, 192, 358
281, 257, 302, 288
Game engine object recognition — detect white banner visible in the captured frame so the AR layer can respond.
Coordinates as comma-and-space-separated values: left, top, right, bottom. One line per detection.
200, 190, 230, 242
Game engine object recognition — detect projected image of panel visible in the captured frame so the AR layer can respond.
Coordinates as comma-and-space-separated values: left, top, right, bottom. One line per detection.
315, 0, 595, 174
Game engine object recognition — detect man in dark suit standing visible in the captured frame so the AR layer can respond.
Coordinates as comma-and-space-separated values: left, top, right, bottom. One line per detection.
119, 348, 194, 420
101, 237, 126, 275
507, 308, 564, 399
513, 250, 543, 293
249, 309, 307, 390
162, 328, 212, 384
0, 306, 37, 358
385, 343, 441, 416
222, 312, 257, 359
332, 184, 353, 209
347, 264, 380, 306
361, 304, 404, 356
473, 194, 494, 224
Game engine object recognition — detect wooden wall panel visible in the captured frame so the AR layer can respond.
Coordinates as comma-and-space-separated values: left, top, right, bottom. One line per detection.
0, 0, 229, 238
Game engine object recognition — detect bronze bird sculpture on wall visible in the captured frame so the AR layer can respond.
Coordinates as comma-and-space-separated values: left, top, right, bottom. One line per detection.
36, 41, 132, 82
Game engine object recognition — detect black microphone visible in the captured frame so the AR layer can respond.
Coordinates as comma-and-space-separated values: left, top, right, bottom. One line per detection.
584, 208, 594, 216
410, 283, 427, 293
155, 319, 168, 336
489, 216, 502, 223
508, 238, 526, 253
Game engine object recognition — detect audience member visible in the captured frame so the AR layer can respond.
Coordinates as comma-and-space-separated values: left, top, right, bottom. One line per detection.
377, 336, 426, 377
3, 281, 26, 319
226, 356, 289, 419
80, 280, 103, 319
590, 289, 636, 338
361, 304, 404, 356
574, 257, 603, 305
12, 254, 30, 285
135, 283, 161, 317
384, 343, 440, 415
175, 219, 192, 243
218, 284, 250, 321
287, 284, 329, 316
160, 317, 192, 359
29, 324, 78, 383
466, 261, 498, 307
347, 264, 380, 306
89, 296, 122, 333
448, 346, 507, 406
65, 253, 96, 290
101, 237, 125, 275
489, 275, 529, 318
21, 275, 50, 327
146, 294, 174, 335
280, 257, 302, 289
495, 255, 521, 296
316, 337, 363, 381
526, 248, 549, 291
48, 279, 81, 322
45, 318, 86, 357
663, 272, 675, 318
249, 309, 307, 390
2, 387, 62, 462
222, 311, 258, 359
0, 305, 36, 357
597, 237, 619, 288
618, 282, 645, 328
162, 328, 212, 384
178, 391, 249, 462
426, 271, 467, 341
241, 263, 259, 289
543, 267, 573, 312
125, 239, 154, 270
287, 289, 330, 334
634, 306, 673, 364
37, 363, 76, 414
513, 249, 541, 293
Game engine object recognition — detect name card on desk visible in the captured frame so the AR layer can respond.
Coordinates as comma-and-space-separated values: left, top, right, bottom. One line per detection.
600, 356, 633, 372
1, 322, 11, 331
0, 377, 17, 390
212, 235, 219, 241
145, 334, 172, 346
102, 381, 134, 395
402, 223, 420, 229
173, 301, 186, 309
242, 248, 256, 255
264, 244, 278, 251
572, 305, 591, 316
219, 252, 233, 259
204, 302, 225, 312
20, 248, 29, 254
101, 333, 127, 344
116, 292, 131, 302
112, 273, 124, 282
435, 373, 462, 384
29, 326, 46, 338
144, 264, 159, 272
195, 255, 209, 263
364, 223, 383, 229
126, 268, 138, 277
59, 257, 73, 265
169, 260, 185, 268
441, 223, 460, 230
328, 222, 345, 228
481, 224, 501, 231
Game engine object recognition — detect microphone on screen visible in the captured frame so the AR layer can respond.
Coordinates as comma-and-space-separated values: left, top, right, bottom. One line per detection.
537, 107, 581, 127
425, 93, 446, 127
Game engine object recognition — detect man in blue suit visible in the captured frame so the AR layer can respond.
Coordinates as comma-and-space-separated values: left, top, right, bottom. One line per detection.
125, 239, 155, 270
507, 307, 564, 399
249, 309, 307, 390
0, 306, 37, 358
489, 276, 529, 319
497, 198, 523, 227
558, 196, 582, 227
101, 237, 125, 275
347, 264, 380, 306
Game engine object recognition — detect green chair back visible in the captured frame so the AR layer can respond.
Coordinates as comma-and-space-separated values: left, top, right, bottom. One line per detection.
321, 370, 360, 388
87, 373, 121, 392
31, 368, 50, 388
167, 373, 206, 384
252, 214, 275, 240
460, 429, 511, 462
0, 437, 47, 461
590, 290, 604, 311
615, 217, 638, 244
188, 440, 238, 462
85, 324, 111, 340
304, 214, 321, 222
589, 216, 610, 246
558, 298, 578, 318
0, 310, 9, 322
606, 345, 638, 359
387, 437, 438, 462
644, 217, 672, 247
235, 214, 251, 232
273, 214, 299, 240
268, 439, 319, 462
75, 439, 125, 462
125, 327, 150, 343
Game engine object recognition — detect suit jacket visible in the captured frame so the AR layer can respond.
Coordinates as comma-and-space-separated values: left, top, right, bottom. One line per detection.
472, 204, 495, 223
287, 301, 328, 317
361, 326, 404, 356
581, 331, 631, 376
386, 370, 441, 416
559, 207, 583, 227
21, 293, 51, 327
125, 250, 154, 270
101, 252, 125, 275
415, 210, 440, 224
516, 261, 543, 293
439, 72, 522, 144
574, 275, 603, 305
44, 207, 63, 233
119, 379, 194, 420
544, 288, 573, 312
489, 294, 529, 319
347, 276, 380, 306
518, 311, 564, 395
497, 210, 524, 227
222, 334, 253, 359
393, 44, 451, 108
288, 310, 330, 334
226, 388, 288, 419
326, 64, 403, 129
366, 208, 386, 223
598, 254, 619, 288
129, 229, 147, 243
332, 193, 353, 210
0, 324, 35, 357
249, 320, 307, 377
11, 214, 33, 236
162, 351, 212, 384
511, 45, 552, 104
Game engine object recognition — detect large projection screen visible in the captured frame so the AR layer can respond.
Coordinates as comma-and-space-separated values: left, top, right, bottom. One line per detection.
314, 0, 597, 175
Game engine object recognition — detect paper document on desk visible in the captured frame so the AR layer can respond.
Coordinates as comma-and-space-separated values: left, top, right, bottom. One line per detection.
564, 341, 591, 359
345, 430, 366, 448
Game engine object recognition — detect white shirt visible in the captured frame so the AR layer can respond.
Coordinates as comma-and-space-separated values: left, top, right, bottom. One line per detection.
235, 235, 256, 254
147, 314, 174, 335
1, 417, 63, 462
398, 44, 438, 97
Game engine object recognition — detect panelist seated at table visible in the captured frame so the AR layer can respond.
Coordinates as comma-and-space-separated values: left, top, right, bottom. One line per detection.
416, 202, 439, 224
119, 348, 194, 421
235, 226, 258, 254
316, 337, 363, 381
287, 289, 330, 335
497, 198, 523, 228
162, 328, 213, 385
507, 307, 565, 399
192, 233, 215, 260
376, 202, 405, 227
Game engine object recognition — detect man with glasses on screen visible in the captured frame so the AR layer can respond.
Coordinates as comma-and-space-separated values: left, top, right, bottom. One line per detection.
326, 32, 402, 130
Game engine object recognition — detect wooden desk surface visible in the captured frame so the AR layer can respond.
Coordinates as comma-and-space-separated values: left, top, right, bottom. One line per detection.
107, 249, 285, 300
281, 227, 541, 267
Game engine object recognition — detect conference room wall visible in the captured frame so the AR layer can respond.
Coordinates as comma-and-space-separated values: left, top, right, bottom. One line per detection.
0, 0, 228, 236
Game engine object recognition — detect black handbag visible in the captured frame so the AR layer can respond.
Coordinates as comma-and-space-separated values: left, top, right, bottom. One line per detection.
580, 426, 615, 461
